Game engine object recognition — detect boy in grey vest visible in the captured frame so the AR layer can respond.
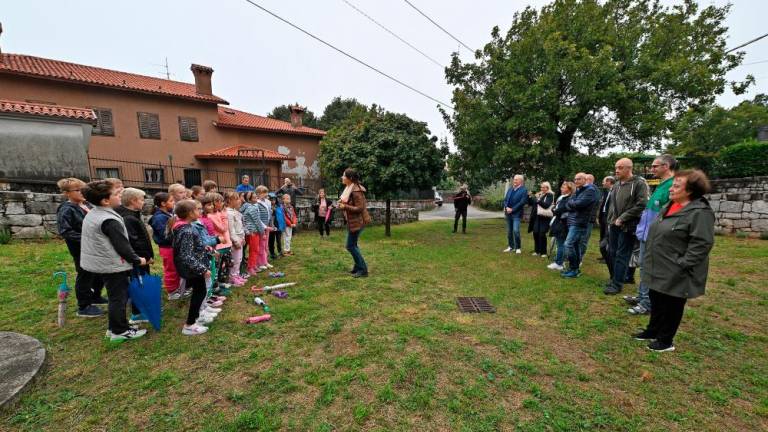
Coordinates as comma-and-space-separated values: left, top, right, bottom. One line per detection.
81, 180, 149, 342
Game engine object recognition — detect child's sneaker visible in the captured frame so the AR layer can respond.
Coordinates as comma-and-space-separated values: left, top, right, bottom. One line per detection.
110, 328, 147, 341
210, 295, 227, 302
258, 265, 268, 271
204, 305, 222, 314
77, 305, 104, 318
182, 324, 208, 336
196, 314, 214, 325
206, 299, 224, 307
129, 314, 149, 325
265, 263, 274, 269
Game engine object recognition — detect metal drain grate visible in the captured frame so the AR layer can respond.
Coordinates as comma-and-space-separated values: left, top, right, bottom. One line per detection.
456, 297, 496, 313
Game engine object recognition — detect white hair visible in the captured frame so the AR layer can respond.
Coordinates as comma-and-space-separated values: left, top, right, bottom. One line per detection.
121, 187, 145, 206
513, 174, 524, 181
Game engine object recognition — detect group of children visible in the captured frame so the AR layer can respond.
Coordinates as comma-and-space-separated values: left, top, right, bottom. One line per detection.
56, 177, 299, 340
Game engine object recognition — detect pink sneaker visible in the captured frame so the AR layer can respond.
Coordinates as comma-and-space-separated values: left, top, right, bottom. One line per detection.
231, 277, 245, 287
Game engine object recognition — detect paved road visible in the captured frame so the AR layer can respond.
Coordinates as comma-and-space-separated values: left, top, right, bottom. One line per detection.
419, 203, 504, 220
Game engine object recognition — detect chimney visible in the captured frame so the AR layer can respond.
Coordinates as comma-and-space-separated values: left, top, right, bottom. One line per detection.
190, 64, 214, 95
289, 104, 305, 128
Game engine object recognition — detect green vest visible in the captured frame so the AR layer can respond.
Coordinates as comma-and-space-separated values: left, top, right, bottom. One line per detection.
646, 177, 673, 213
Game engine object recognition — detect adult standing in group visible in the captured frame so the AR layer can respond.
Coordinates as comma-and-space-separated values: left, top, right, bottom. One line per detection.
578, 174, 601, 263
235, 175, 255, 194
277, 178, 298, 206
503, 175, 528, 254
605, 158, 648, 295
561, 173, 599, 278
452, 184, 472, 234
625, 154, 677, 315
527, 182, 554, 257
633, 170, 714, 352
547, 182, 574, 271
598, 176, 616, 272
312, 188, 334, 238
337, 168, 370, 278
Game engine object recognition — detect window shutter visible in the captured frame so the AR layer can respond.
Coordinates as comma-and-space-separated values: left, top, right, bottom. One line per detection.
91, 108, 114, 136
138, 112, 160, 139
179, 116, 199, 142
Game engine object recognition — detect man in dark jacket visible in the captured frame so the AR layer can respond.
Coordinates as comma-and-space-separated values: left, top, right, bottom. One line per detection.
605, 158, 648, 294
578, 174, 601, 263
503, 175, 528, 253
56, 177, 106, 317
452, 184, 472, 234
561, 173, 598, 278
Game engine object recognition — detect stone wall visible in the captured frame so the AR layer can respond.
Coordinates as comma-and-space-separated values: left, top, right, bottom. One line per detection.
0, 191, 419, 240
706, 176, 768, 236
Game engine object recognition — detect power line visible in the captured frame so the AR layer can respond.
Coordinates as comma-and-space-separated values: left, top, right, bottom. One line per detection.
341, 0, 444, 68
726, 32, 768, 54
402, 0, 474, 53
240, 0, 453, 110
739, 59, 768, 67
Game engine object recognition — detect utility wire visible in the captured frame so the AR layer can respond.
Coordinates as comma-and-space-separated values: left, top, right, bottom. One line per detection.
738, 59, 768, 67
342, 0, 444, 68
241, 0, 453, 109
402, 0, 474, 53
726, 32, 768, 53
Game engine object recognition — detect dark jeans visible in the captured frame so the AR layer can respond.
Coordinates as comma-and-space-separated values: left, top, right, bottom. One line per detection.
564, 225, 588, 270
269, 231, 283, 256
645, 290, 687, 345
578, 223, 594, 261
453, 208, 467, 232
102, 271, 131, 335
186, 275, 207, 325
600, 237, 612, 278
316, 217, 331, 236
71, 251, 104, 310
346, 228, 368, 274
609, 225, 635, 290
533, 231, 548, 255
505, 214, 521, 249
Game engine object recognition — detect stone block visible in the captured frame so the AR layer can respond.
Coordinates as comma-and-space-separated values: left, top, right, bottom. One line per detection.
743, 203, 751, 212
752, 219, 768, 232
719, 201, 743, 213
11, 226, 47, 238
708, 200, 720, 211
6, 214, 43, 227
0, 191, 31, 201
752, 200, 768, 214
32, 194, 53, 202
723, 213, 742, 220
4, 202, 25, 215
25, 201, 60, 215
745, 212, 759, 220
0, 332, 47, 410
733, 219, 750, 229
42, 214, 58, 222
719, 219, 734, 227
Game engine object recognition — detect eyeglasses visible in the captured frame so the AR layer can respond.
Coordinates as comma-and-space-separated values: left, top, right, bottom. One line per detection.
651, 164, 667, 168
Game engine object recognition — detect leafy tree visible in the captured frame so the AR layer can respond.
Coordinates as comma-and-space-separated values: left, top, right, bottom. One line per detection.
712, 139, 768, 178
443, 0, 751, 185
670, 95, 768, 172
267, 104, 320, 129
318, 97, 369, 130
319, 108, 447, 236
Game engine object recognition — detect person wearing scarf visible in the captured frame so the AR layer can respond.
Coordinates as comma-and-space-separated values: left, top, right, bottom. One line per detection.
337, 168, 370, 278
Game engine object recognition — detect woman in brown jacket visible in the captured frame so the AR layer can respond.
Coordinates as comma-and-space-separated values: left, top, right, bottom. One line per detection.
337, 168, 369, 277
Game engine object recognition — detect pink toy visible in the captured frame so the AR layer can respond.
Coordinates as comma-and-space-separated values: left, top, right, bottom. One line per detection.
245, 314, 272, 324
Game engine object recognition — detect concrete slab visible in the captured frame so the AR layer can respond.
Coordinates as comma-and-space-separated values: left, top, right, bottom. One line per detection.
418, 203, 504, 220
0, 332, 46, 411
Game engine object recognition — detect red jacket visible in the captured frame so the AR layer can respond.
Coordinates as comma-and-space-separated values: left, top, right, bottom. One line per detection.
283, 205, 298, 227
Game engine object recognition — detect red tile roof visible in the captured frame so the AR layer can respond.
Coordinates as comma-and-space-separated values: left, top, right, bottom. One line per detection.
0, 98, 96, 123
0, 53, 228, 105
215, 107, 326, 137
195, 145, 295, 161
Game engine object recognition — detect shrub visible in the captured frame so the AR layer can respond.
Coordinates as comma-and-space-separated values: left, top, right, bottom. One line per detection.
713, 140, 768, 178
0, 226, 10, 245
476, 182, 507, 211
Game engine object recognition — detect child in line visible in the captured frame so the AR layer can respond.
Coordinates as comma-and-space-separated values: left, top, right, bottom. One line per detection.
268, 193, 285, 260
149, 192, 181, 300
80, 180, 148, 341
203, 180, 218, 193
255, 186, 273, 270
168, 183, 187, 205
191, 185, 205, 201
312, 189, 333, 238
225, 192, 247, 286
208, 192, 237, 286
171, 199, 213, 336
282, 193, 298, 255
190, 200, 225, 316
56, 177, 106, 318
116, 188, 155, 325
241, 191, 265, 274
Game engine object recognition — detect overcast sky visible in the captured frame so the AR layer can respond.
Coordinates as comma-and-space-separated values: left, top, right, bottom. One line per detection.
3, 0, 766, 147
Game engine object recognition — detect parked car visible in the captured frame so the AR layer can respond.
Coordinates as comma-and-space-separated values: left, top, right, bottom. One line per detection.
434, 191, 443, 207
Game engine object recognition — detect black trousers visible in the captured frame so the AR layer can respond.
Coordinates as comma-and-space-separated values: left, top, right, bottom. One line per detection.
533, 231, 548, 255
71, 251, 104, 310
453, 208, 468, 232
102, 271, 131, 334
217, 251, 232, 283
186, 275, 207, 325
645, 290, 688, 345
269, 231, 283, 256
316, 217, 331, 236
600, 237, 613, 278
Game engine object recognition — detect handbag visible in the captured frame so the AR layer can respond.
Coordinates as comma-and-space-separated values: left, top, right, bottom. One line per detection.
537, 204, 553, 218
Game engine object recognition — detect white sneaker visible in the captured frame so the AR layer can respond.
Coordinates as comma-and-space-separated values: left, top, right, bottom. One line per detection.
182, 324, 209, 336
259, 265, 268, 271
515, 249, 522, 254
110, 328, 147, 341
204, 306, 222, 314
265, 263, 274, 269
547, 263, 564, 271
200, 310, 218, 319
167, 291, 182, 301
531, 252, 539, 256
541, 254, 548, 258
196, 314, 214, 325
503, 247, 512, 253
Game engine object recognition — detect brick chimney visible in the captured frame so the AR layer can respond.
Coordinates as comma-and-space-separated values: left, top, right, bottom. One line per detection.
190, 64, 214, 95
289, 104, 305, 128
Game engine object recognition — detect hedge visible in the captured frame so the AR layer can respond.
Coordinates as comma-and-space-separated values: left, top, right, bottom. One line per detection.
713, 140, 768, 178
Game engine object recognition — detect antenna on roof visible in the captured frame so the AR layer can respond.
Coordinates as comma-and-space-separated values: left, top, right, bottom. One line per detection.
151, 57, 173, 79
0, 22, 4, 56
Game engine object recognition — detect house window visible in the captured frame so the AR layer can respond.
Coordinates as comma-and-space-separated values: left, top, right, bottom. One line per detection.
94, 167, 120, 179
144, 168, 164, 184
137, 112, 161, 139
92, 108, 115, 136
178, 116, 199, 142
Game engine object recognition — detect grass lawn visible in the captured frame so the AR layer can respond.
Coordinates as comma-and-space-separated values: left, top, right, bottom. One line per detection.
0, 219, 767, 431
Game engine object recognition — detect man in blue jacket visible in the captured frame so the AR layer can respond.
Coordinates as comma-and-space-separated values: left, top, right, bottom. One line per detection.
561, 173, 599, 278
503, 174, 528, 254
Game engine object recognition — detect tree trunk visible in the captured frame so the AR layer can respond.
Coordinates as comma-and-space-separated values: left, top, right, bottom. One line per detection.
385, 198, 391, 237
556, 130, 575, 185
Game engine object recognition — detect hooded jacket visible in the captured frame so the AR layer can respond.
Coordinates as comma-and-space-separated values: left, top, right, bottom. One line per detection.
607, 175, 649, 231
116, 205, 155, 260
342, 184, 369, 233
56, 201, 92, 257
172, 221, 209, 279
148, 208, 173, 247
642, 198, 715, 299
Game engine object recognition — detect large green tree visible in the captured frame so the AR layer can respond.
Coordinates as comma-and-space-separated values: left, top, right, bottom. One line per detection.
444, 0, 751, 186
319, 108, 446, 236
670, 94, 768, 172
318, 97, 369, 130
267, 104, 321, 129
